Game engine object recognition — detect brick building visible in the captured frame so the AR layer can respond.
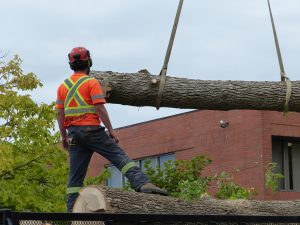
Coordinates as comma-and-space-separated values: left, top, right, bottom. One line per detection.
88, 110, 300, 200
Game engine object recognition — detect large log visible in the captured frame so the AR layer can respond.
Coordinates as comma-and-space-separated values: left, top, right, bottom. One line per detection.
73, 185, 300, 216
91, 71, 300, 112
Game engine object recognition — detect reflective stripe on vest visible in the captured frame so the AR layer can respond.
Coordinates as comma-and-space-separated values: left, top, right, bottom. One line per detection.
63, 76, 96, 117
65, 106, 96, 116
63, 79, 87, 107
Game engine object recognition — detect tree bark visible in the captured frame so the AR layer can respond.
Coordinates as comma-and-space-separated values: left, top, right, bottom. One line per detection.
73, 186, 300, 216
91, 71, 300, 112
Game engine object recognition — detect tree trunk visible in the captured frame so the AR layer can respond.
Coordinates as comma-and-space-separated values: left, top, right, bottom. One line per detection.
73, 186, 300, 216
91, 71, 300, 112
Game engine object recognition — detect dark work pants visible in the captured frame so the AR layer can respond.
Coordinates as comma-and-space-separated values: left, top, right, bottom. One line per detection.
66, 125, 150, 212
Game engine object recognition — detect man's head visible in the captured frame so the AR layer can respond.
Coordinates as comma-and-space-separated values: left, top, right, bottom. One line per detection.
68, 47, 93, 74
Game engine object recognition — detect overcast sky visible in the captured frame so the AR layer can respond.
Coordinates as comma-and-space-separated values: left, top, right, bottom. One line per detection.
1, 0, 300, 128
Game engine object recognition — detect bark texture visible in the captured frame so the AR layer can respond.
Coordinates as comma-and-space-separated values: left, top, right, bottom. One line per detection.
73, 186, 300, 216
91, 71, 300, 111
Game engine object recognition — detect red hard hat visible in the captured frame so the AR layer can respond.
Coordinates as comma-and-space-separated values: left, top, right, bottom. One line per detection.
68, 47, 91, 63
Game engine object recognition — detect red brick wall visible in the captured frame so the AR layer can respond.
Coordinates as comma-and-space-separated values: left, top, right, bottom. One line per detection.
261, 111, 300, 200
88, 110, 300, 200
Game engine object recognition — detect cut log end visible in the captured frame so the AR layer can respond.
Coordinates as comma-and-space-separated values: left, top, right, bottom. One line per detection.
73, 186, 107, 213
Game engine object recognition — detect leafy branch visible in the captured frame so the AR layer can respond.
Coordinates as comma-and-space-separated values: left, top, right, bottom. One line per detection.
265, 162, 284, 193
0, 153, 48, 179
0, 54, 68, 212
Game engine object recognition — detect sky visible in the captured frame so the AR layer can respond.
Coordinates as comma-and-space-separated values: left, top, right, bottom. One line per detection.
1, 0, 300, 128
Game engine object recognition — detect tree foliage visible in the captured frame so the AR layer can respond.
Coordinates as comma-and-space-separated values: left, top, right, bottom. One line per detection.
143, 155, 257, 201
84, 169, 111, 186
265, 163, 284, 193
144, 155, 212, 199
143, 155, 286, 201
215, 172, 257, 200
0, 55, 68, 212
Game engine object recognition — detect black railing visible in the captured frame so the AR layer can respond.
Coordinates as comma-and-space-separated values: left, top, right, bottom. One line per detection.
1, 209, 300, 225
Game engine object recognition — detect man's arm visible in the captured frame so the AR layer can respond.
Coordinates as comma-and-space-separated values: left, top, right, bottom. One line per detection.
57, 108, 68, 149
95, 103, 119, 143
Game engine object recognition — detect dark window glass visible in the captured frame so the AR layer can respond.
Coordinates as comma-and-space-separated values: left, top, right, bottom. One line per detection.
272, 137, 300, 191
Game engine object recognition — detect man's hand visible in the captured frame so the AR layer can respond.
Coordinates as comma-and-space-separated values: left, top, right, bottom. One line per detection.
95, 104, 119, 143
108, 130, 119, 143
57, 108, 68, 150
62, 137, 68, 150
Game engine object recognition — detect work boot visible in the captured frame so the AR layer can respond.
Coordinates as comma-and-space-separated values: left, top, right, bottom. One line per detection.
139, 183, 168, 196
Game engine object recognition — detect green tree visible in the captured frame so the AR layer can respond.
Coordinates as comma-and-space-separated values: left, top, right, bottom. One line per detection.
0, 55, 68, 212
265, 162, 284, 193
143, 155, 213, 200
215, 172, 257, 200
143, 155, 257, 201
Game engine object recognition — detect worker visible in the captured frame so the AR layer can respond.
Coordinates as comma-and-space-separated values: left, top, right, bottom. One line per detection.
56, 47, 168, 212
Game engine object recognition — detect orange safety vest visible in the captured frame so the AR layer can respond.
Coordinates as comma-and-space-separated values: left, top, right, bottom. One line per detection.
63, 76, 97, 117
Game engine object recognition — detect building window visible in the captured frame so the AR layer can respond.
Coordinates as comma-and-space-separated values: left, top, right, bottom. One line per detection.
272, 137, 300, 191
159, 154, 176, 170
141, 157, 158, 172
106, 153, 175, 188
106, 165, 123, 188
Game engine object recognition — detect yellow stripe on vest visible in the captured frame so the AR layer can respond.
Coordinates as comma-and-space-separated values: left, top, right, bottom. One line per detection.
63, 76, 97, 117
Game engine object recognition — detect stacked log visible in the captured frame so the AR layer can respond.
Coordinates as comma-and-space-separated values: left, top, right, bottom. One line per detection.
74, 185, 300, 216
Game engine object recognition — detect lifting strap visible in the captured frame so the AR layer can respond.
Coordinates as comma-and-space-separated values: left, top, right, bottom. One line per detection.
156, 0, 184, 110
267, 0, 291, 115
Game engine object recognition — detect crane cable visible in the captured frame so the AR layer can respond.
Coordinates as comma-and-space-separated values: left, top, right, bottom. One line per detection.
267, 0, 291, 114
156, 0, 291, 112
156, 0, 184, 110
